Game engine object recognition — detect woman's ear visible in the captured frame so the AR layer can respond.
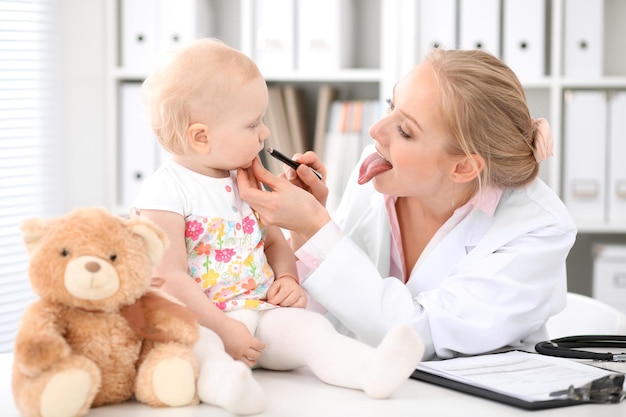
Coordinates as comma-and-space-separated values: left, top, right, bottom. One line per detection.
452, 154, 484, 183
188, 122, 210, 153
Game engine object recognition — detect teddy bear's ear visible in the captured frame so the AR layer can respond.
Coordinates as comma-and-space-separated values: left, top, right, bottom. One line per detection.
128, 217, 169, 265
20, 217, 51, 256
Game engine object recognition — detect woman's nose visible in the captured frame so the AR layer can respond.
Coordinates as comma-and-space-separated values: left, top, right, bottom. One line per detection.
368, 116, 388, 143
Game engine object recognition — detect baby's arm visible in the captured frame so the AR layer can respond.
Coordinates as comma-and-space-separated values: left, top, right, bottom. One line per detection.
138, 209, 265, 367
264, 225, 307, 308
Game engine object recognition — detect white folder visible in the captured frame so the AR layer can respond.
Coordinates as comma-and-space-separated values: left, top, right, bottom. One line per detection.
563, 90, 607, 223
120, 0, 160, 70
160, 0, 212, 53
458, 0, 501, 57
563, 0, 604, 77
119, 83, 159, 210
418, 0, 457, 62
297, 0, 353, 71
608, 92, 626, 223
502, 0, 545, 80
254, 0, 295, 73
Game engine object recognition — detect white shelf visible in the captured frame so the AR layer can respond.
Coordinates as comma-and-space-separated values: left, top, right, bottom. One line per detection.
106, 0, 626, 235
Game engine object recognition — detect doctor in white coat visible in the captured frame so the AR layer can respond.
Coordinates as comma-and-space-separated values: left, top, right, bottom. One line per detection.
238, 49, 577, 360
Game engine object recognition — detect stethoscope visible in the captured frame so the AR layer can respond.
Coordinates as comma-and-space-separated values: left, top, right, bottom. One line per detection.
535, 335, 626, 362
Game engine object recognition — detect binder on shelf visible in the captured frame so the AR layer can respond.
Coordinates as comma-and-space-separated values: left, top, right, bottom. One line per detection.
563, 90, 607, 223
120, 0, 160, 70
160, 0, 212, 52
119, 83, 159, 209
593, 244, 626, 314
502, 0, 546, 80
608, 92, 626, 223
418, 0, 457, 62
254, 0, 295, 73
282, 85, 308, 153
313, 85, 338, 157
458, 0, 501, 57
563, 0, 604, 77
121, 0, 213, 71
297, 0, 353, 71
263, 86, 292, 175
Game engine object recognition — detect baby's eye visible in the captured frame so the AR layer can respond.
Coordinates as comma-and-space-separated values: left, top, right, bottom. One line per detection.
385, 98, 395, 111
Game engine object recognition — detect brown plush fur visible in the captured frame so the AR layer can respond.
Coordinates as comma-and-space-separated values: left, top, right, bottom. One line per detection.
12, 207, 200, 417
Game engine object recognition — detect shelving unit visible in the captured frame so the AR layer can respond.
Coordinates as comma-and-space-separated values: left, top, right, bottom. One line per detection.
105, 0, 626, 293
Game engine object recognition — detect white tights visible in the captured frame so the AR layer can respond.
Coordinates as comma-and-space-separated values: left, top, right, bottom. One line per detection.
194, 308, 424, 415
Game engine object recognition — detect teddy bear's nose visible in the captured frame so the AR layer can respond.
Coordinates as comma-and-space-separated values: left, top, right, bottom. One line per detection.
85, 261, 101, 273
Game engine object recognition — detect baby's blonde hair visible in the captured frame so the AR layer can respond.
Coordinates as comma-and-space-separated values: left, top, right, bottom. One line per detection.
141, 38, 261, 155
427, 49, 540, 189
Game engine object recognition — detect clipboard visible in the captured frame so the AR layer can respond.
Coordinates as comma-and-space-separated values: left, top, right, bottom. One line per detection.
410, 350, 625, 410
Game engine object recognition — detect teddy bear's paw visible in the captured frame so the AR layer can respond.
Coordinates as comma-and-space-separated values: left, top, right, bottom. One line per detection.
198, 361, 266, 415
40, 369, 94, 417
363, 324, 424, 399
152, 357, 197, 407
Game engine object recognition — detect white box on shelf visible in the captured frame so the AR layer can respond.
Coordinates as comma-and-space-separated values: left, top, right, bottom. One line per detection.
563, 90, 607, 223
563, 0, 603, 77
119, 83, 160, 210
120, 0, 161, 70
296, 0, 353, 71
593, 244, 626, 314
502, 0, 545, 79
253, 0, 295, 73
458, 0, 501, 57
120, 0, 213, 71
608, 91, 626, 223
418, 0, 457, 62
160, 0, 212, 53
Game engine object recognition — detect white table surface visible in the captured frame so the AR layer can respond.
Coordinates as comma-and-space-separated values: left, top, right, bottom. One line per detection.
2, 353, 625, 417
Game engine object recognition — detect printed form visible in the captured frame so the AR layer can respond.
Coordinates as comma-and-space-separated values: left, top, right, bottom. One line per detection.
417, 351, 621, 402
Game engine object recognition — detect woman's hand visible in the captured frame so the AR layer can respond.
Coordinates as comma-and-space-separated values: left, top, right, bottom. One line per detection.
282, 151, 329, 207
237, 158, 331, 241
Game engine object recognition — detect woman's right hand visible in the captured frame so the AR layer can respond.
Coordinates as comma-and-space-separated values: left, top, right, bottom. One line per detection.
283, 151, 329, 207
216, 316, 266, 368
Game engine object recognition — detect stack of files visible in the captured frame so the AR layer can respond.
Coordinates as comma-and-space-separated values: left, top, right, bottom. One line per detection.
323, 99, 382, 213
262, 86, 307, 175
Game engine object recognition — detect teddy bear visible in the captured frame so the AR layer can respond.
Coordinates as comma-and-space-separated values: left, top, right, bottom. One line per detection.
12, 207, 200, 417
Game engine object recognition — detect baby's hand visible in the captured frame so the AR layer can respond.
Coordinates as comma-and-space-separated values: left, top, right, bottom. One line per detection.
219, 317, 265, 367
266, 275, 307, 308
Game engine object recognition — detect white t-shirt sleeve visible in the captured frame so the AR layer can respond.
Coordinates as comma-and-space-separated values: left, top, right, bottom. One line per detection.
131, 167, 187, 216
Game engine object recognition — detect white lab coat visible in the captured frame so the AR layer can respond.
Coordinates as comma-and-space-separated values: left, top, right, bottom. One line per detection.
300, 156, 577, 360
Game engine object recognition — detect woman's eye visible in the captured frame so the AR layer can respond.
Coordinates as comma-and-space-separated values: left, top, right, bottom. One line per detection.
397, 126, 410, 139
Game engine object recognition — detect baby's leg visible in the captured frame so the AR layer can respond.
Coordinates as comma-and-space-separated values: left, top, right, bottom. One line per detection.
194, 325, 265, 415
255, 308, 424, 398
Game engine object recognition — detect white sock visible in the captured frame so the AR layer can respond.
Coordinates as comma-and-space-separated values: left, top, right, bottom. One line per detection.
197, 361, 266, 415
363, 324, 425, 399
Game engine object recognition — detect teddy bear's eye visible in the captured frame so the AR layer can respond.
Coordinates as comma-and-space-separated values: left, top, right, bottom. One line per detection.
60, 248, 69, 257
109, 253, 117, 262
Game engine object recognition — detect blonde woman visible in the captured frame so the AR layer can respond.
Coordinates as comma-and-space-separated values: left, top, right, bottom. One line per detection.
238, 49, 577, 361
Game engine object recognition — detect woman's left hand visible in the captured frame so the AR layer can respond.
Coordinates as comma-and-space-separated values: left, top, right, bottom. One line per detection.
237, 158, 331, 241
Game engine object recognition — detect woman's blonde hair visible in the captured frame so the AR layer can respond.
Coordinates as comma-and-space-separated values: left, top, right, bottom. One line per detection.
141, 38, 261, 155
427, 48, 540, 189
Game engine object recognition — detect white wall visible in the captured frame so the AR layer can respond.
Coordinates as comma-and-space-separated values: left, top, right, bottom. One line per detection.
60, 0, 108, 211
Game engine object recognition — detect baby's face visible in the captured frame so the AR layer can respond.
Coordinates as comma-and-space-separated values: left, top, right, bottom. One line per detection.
199, 75, 270, 171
